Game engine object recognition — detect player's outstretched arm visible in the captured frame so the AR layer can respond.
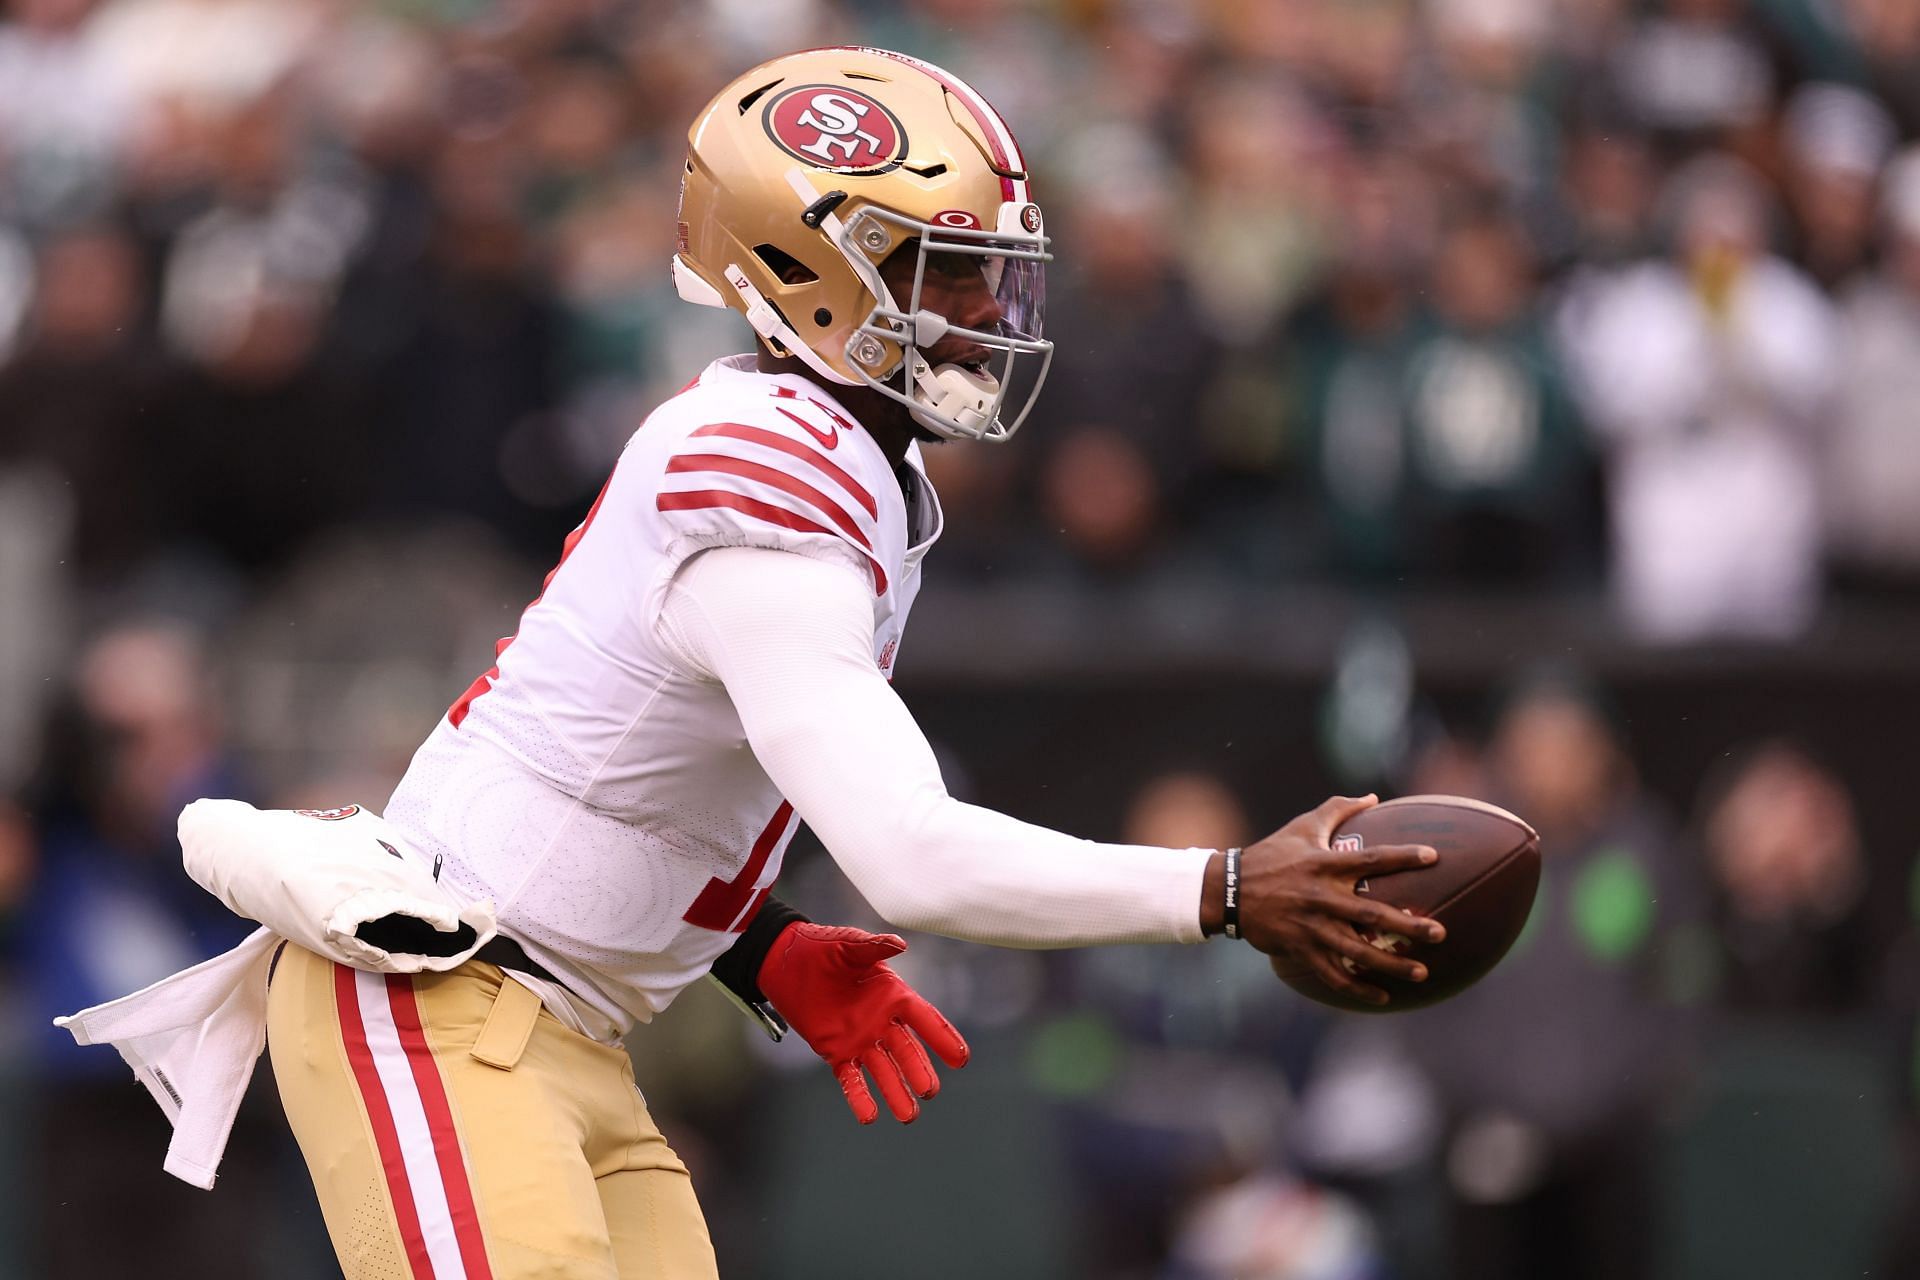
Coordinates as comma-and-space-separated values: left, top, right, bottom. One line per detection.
657, 546, 1213, 949
1202, 794, 1446, 1007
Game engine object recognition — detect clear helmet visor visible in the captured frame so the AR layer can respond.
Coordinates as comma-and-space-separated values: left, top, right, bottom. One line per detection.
983, 251, 1045, 342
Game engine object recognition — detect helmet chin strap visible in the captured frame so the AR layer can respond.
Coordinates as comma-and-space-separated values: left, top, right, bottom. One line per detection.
729, 249, 993, 433
723, 263, 858, 387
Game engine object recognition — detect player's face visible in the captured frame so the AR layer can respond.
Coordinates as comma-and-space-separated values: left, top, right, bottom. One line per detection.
878, 246, 1004, 370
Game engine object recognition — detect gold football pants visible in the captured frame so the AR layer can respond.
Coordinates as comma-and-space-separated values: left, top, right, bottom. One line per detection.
266, 943, 719, 1279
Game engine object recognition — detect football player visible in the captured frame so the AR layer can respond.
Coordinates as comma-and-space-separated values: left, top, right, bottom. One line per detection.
267, 46, 1447, 1278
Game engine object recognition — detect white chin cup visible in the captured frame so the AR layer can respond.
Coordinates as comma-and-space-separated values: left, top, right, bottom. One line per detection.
908, 355, 999, 439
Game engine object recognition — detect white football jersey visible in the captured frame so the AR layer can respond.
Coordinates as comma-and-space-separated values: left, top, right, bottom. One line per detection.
383, 354, 943, 1035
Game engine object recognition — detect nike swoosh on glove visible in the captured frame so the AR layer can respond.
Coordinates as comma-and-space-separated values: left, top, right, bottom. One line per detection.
757, 923, 970, 1124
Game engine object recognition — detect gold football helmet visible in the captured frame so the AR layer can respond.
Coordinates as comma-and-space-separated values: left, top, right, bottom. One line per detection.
673, 46, 1052, 442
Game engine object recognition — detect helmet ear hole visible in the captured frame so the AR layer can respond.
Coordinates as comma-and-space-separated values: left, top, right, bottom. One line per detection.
813, 308, 832, 327
752, 243, 818, 286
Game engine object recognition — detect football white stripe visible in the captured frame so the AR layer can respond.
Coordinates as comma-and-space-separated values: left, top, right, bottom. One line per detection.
355, 971, 470, 1280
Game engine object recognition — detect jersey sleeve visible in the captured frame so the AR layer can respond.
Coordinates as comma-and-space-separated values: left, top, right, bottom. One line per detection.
651, 409, 890, 595
659, 547, 1214, 949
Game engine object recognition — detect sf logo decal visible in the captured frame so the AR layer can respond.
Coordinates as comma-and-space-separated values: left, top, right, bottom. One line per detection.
766, 85, 907, 173
796, 94, 880, 162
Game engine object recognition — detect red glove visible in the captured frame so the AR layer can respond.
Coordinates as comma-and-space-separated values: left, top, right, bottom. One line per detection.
756, 922, 970, 1125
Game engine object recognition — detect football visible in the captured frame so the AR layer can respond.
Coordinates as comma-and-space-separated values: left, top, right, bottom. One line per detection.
1271, 795, 1541, 1013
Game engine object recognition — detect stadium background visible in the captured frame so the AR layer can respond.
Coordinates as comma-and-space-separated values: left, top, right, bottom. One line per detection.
0, 0, 1916, 1276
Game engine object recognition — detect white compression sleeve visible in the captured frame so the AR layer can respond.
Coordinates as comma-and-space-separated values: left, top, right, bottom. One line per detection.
658, 546, 1212, 948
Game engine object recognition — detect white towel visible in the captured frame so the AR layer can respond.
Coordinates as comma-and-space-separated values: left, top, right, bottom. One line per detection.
176, 799, 498, 970
55, 799, 500, 1189
56, 928, 279, 1189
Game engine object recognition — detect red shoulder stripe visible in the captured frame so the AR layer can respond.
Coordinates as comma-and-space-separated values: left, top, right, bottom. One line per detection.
689, 422, 878, 518
657, 490, 889, 594
665, 454, 874, 549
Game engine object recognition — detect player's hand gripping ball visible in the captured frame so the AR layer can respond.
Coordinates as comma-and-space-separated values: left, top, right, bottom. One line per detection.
1270, 795, 1540, 1013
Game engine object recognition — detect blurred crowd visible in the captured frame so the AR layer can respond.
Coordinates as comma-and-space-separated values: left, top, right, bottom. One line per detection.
2, 0, 1919, 1277
4, 0, 1920, 634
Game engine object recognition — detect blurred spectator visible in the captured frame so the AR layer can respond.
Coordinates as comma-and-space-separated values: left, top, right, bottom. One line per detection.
1321, 619, 1416, 789
1558, 153, 1835, 641
1049, 770, 1314, 1275
216, 524, 546, 799
1123, 770, 1248, 853
22, 621, 250, 1025
1178, 74, 1332, 340
1402, 211, 1593, 582
356, 130, 573, 554
0, 464, 69, 793
0, 222, 169, 582
1165, 1171, 1385, 1280
1277, 150, 1431, 578
1405, 672, 1703, 1280
1610, 0, 1776, 143
0, 0, 130, 230
1553, 124, 1660, 270
1072, 1, 1204, 137
1828, 0, 1920, 135
1697, 739, 1872, 1013
1038, 428, 1166, 575
17, 619, 277, 1278
1310, 0, 1416, 118
1778, 82, 1894, 290
148, 297, 370, 576
1282, 192, 1595, 584
1826, 144, 1920, 589
85, 0, 321, 121
156, 90, 368, 369
0, 797, 37, 952
1398, 715, 1489, 800
1416, 0, 1558, 209
1036, 137, 1220, 575
0, 224, 28, 362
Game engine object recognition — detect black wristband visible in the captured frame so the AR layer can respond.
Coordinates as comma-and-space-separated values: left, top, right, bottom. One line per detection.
1222, 847, 1242, 941
708, 893, 810, 1006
